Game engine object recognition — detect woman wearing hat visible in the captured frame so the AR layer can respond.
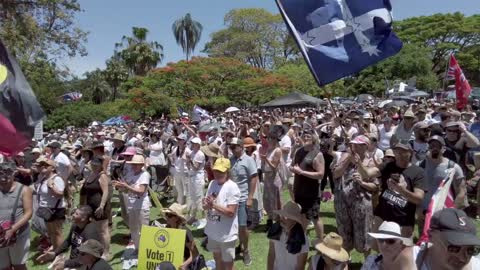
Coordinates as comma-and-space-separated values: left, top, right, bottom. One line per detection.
185, 137, 205, 225
162, 203, 204, 270
201, 142, 221, 183
308, 233, 349, 270
243, 137, 263, 229
112, 155, 151, 251
169, 134, 189, 205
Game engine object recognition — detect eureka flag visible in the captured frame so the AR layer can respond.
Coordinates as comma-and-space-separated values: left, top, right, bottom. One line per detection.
276, 0, 403, 86
0, 40, 45, 155
446, 54, 472, 110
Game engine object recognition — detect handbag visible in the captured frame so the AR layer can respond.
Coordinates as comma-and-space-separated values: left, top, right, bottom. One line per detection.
36, 175, 62, 221
0, 184, 24, 248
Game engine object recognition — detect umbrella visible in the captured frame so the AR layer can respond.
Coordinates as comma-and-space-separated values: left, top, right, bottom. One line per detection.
409, 90, 430, 98
355, 94, 375, 103
392, 96, 417, 104
384, 100, 408, 108
378, 99, 393, 108
199, 122, 224, 133
103, 115, 132, 126
225, 106, 240, 113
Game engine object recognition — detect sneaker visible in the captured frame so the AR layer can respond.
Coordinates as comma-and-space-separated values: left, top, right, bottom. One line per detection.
243, 250, 252, 266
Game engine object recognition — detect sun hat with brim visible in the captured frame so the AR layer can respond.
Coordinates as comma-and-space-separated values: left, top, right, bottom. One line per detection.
190, 137, 202, 145
91, 140, 104, 149
48, 141, 62, 149
428, 135, 446, 146
403, 110, 415, 118
112, 133, 125, 142
430, 208, 480, 246
273, 201, 305, 227
77, 239, 104, 259
126, 155, 145, 165
315, 232, 350, 262
368, 221, 414, 246
31, 148, 42, 154
413, 121, 429, 130
201, 143, 221, 158
385, 149, 395, 157
393, 143, 413, 151
120, 146, 136, 156
161, 203, 187, 223
445, 121, 461, 128
350, 135, 370, 145
243, 137, 257, 148
37, 159, 56, 167
212, 158, 231, 173
230, 137, 243, 146
177, 134, 187, 141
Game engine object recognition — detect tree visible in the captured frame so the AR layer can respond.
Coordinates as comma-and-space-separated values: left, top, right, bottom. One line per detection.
395, 13, 480, 79
115, 27, 164, 76
203, 8, 299, 70
104, 56, 129, 101
0, 0, 88, 63
172, 13, 203, 61
82, 69, 111, 104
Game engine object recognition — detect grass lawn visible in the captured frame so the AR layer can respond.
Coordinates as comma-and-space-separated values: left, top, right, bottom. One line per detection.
26, 189, 479, 270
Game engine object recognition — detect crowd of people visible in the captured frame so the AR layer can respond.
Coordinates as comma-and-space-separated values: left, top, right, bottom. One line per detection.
1, 97, 480, 270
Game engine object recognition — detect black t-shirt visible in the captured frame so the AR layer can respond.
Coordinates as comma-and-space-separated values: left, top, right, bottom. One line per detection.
374, 161, 426, 226
87, 258, 112, 270
293, 147, 321, 211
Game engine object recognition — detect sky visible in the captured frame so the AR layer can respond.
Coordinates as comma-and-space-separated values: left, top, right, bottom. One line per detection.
65, 0, 480, 76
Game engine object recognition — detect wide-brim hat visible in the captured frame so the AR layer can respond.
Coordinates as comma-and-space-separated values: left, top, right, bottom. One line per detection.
274, 201, 305, 227
161, 203, 187, 223
77, 239, 104, 258
112, 133, 125, 142
201, 143, 220, 158
368, 221, 414, 246
126, 155, 145, 164
315, 232, 350, 262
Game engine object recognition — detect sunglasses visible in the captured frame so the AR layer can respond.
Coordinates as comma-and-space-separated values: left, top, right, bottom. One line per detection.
447, 245, 480, 256
378, 239, 399, 245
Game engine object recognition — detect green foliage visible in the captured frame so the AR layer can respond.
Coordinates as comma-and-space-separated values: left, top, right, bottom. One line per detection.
126, 88, 174, 118
45, 100, 137, 130
81, 69, 112, 104
172, 13, 203, 61
203, 8, 300, 69
104, 56, 129, 100
115, 27, 164, 76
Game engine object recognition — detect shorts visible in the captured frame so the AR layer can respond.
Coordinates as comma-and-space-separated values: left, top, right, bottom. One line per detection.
0, 229, 30, 268
207, 238, 236, 262
45, 208, 66, 222
237, 201, 247, 227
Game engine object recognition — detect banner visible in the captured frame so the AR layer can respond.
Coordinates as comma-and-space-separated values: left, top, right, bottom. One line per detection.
138, 226, 186, 270
34, 120, 43, 140
446, 54, 472, 110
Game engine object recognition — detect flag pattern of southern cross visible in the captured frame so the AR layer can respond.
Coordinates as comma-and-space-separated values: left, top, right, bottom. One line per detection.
276, 0, 403, 86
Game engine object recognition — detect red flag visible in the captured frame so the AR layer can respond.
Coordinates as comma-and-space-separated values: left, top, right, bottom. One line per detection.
447, 55, 472, 110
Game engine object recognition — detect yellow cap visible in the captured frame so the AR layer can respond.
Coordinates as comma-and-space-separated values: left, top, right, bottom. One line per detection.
212, 158, 231, 173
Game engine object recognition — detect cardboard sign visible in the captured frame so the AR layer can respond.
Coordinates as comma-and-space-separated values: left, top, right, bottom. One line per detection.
138, 226, 186, 270
34, 120, 43, 140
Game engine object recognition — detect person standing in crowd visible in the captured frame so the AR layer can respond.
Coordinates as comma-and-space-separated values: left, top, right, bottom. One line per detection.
36, 159, 66, 251
362, 221, 415, 270
261, 127, 284, 231
443, 121, 480, 173
267, 201, 309, 270
391, 110, 415, 145
361, 113, 378, 140
78, 239, 113, 270
37, 206, 101, 268
203, 158, 240, 270
0, 162, 33, 270
378, 117, 395, 151
413, 208, 480, 270
290, 129, 325, 241
410, 122, 430, 165
162, 203, 203, 270
308, 232, 349, 270
147, 130, 169, 189
169, 134, 189, 205
112, 155, 151, 252
360, 143, 425, 238
418, 136, 466, 230
229, 137, 258, 266
186, 137, 205, 225
48, 141, 73, 184
80, 157, 112, 259
334, 118, 358, 140
332, 135, 378, 257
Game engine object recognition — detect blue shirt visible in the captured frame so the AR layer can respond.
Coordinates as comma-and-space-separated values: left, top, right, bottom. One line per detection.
230, 153, 257, 202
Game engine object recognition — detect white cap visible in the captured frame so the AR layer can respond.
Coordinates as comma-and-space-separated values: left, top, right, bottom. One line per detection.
191, 137, 201, 145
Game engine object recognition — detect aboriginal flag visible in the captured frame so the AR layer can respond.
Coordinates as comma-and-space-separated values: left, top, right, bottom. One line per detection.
0, 40, 45, 155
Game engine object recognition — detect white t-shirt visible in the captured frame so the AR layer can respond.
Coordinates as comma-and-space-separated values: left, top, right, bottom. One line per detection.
189, 149, 205, 175
125, 171, 151, 210
37, 175, 66, 208
148, 141, 167, 166
204, 180, 241, 242
334, 126, 358, 139
272, 230, 309, 270
53, 152, 71, 181
378, 124, 395, 151
280, 135, 292, 166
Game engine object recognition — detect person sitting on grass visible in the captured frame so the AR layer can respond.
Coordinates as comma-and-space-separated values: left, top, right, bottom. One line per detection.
77, 239, 112, 270
162, 203, 204, 270
37, 205, 101, 269
308, 232, 349, 270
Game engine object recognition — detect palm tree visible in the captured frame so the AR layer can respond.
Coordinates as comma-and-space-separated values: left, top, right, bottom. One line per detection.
172, 13, 203, 61
83, 69, 111, 104
115, 27, 163, 76
104, 56, 128, 101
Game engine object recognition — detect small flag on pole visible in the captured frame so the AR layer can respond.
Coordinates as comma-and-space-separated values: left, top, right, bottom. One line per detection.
446, 54, 472, 110
275, 0, 403, 86
0, 40, 45, 155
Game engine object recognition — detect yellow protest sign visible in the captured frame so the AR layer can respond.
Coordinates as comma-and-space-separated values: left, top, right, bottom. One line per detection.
138, 225, 186, 270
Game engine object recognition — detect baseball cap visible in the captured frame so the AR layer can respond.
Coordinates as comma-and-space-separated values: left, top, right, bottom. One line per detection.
177, 134, 187, 141
428, 135, 446, 146
404, 110, 415, 118
413, 121, 429, 130
430, 208, 480, 246
230, 137, 243, 146
393, 143, 412, 151
445, 121, 460, 129
212, 158, 231, 173
190, 137, 201, 145
48, 141, 62, 149
384, 149, 395, 158
77, 239, 104, 258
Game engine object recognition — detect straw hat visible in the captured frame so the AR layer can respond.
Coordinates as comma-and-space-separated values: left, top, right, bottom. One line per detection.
126, 155, 145, 165
112, 133, 125, 142
162, 203, 187, 223
315, 233, 350, 262
201, 143, 221, 158
273, 201, 305, 226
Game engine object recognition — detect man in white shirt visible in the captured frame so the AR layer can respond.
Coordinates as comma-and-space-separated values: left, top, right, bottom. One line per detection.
48, 141, 72, 183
